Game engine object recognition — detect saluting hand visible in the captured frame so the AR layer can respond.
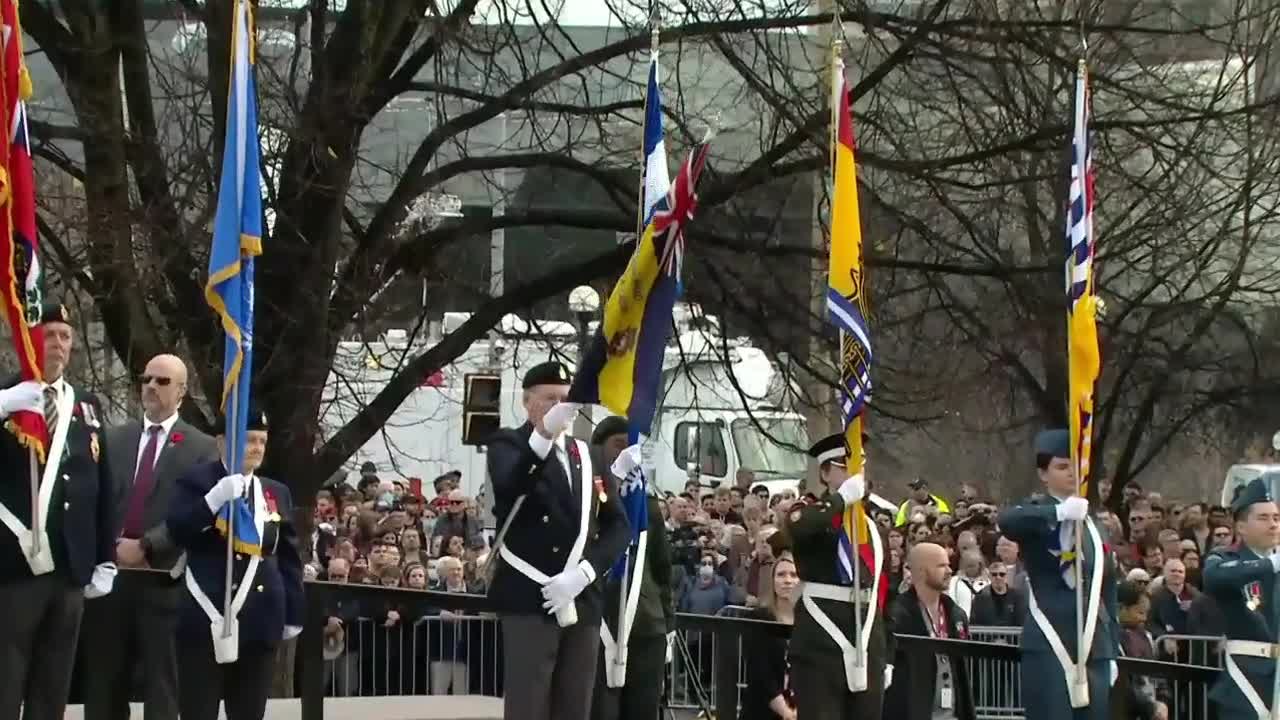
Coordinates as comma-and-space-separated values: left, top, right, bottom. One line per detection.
1056, 496, 1089, 522
538, 402, 580, 440
0, 381, 43, 419
204, 473, 247, 514
611, 444, 643, 479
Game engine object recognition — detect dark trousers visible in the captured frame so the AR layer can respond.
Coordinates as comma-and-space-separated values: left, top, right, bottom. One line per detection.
177, 639, 275, 720
0, 572, 85, 720
81, 575, 181, 720
791, 652, 885, 720
501, 613, 601, 720
589, 633, 667, 720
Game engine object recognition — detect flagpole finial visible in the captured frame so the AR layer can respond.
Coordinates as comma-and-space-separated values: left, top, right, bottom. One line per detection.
701, 111, 722, 143
650, 11, 661, 51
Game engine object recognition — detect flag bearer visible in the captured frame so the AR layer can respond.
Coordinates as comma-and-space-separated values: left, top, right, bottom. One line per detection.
782, 432, 890, 720
997, 429, 1118, 720
589, 415, 675, 720
1203, 475, 1280, 720
485, 361, 630, 720
0, 302, 116, 720
167, 408, 304, 720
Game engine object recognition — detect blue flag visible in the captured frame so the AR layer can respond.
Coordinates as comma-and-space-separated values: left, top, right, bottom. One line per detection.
205, 0, 263, 556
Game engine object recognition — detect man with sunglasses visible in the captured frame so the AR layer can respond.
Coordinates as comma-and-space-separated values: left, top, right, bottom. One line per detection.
0, 302, 116, 720
82, 353, 218, 720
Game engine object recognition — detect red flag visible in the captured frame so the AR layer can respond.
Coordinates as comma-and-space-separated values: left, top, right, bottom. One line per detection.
0, 0, 45, 460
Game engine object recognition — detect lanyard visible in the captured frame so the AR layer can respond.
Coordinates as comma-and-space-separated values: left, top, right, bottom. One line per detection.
923, 598, 948, 639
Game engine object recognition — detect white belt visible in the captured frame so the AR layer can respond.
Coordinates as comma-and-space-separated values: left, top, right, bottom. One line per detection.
0, 387, 74, 576
804, 581, 872, 604
1025, 516, 1104, 709
600, 530, 648, 688
1224, 640, 1277, 719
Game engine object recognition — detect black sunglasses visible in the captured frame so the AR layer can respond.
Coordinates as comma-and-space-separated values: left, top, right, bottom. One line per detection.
140, 375, 173, 387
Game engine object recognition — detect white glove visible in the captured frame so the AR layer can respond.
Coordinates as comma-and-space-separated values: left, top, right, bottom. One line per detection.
282, 625, 303, 640
611, 444, 643, 479
884, 663, 894, 688
83, 562, 118, 599
665, 631, 676, 664
837, 474, 866, 504
1056, 496, 1089, 522
0, 381, 43, 418
540, 402, 580, 438
205, 473, 247, 515
541, 560, 595, 614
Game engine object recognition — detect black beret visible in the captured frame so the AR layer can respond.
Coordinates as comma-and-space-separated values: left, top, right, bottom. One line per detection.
522, 360, 571, 389
1232, 476, 1274, 516
807, 432, 847, 465
1034, 429, 1070, 460
214, 405, 268, 434
591, 416, 629, 445
37, 302, 71, 326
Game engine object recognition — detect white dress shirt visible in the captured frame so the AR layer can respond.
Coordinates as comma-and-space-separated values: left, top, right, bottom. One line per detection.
135, 412, 179, 474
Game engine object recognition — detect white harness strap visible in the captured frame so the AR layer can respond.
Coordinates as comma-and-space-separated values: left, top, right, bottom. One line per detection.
0, 386, 74, 575
183, 476, 267, 664
1223, 640, 1275, 719
1025, 516, 1105, 709
600, 530, 649, 688
801, 520, 884, 693
499, 438, 593, 627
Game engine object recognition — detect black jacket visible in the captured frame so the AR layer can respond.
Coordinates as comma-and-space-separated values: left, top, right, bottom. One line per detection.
884, 586, 977, 720
485, 424, 629, 625
601, 494, 673, 640
969, 585, 1026, 627
0, 379, 114, 587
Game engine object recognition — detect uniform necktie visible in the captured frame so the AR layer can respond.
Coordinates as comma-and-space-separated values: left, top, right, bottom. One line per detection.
121, 425, 163, 538
42, 385, 58, 436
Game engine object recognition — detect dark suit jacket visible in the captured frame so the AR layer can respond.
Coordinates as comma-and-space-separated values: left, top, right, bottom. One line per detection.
167, 460, 305, 656
884, 587, 977, 720
0, 379, 114, 587
106, 417, 218, 570
485, 423, 630, 626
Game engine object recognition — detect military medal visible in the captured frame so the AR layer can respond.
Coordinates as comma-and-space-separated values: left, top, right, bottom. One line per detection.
89, 431, 100, 462
1246, 581, 1263, 611
593, 476, 607, 504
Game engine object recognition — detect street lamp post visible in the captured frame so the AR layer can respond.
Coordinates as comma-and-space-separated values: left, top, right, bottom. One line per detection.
568, 285, 600, 438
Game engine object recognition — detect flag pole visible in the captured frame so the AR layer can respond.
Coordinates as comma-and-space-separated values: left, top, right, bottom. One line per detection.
830, 28, 866, 685
617, 17, 661, 685
222, 387, 238, 638
1070, 55, 1088, 702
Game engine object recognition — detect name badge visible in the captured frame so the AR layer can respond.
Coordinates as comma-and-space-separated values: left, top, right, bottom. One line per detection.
940, 687, 953, 710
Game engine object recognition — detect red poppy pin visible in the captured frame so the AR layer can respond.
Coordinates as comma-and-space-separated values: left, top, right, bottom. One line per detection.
593, 476, 607, 504
567, 440, 581, 460
264, 489, 279, 514
170, 431, 185, 445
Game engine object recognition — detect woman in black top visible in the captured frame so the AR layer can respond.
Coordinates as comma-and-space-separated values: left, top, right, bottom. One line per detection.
740, 554, 799, 720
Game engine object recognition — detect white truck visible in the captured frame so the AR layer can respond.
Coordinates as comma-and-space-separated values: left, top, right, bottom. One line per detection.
319, 304, 810, 500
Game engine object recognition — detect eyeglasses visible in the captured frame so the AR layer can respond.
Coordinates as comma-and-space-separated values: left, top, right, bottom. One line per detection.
990, 572, 1007, 577
449, 500, 466, 506
140, 375, 173, 387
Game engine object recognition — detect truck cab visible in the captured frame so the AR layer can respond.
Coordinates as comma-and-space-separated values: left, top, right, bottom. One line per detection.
1221, 463, 1280, 507
650, 408, 808, 497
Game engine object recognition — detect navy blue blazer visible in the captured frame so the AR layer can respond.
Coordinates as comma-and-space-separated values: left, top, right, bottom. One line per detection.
0, 379, 114, 587
997, 495, 1119, 661
485, 424, 629, 625
167, 460, 304, 655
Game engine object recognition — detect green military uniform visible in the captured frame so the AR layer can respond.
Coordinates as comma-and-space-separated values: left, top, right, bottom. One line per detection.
1202, 475, 1280, 720
590, 493, 675, 720
779, 433, 890, 720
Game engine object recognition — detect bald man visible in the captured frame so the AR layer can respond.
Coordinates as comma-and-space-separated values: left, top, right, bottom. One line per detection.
81, 354, 219, 720
885, 543, 977, 720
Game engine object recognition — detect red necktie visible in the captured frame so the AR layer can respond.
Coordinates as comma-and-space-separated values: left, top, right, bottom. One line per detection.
121, 425, 162, 538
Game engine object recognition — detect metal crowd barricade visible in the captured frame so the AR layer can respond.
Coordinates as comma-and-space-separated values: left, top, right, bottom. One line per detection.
1151, 633, 1224, 720
966, 626, 1024, 719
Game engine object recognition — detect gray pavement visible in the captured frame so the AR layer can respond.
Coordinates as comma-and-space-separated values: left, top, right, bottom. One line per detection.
66, 696, 504, 719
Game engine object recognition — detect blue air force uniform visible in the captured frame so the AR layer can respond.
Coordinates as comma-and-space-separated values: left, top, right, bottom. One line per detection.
1202, 475, 1280, 720
996, 429, 1118, 720
166, 408, 304, 720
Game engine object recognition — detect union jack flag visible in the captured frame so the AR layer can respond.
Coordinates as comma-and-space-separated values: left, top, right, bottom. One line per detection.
654, 143, 709, 280
1066, 59, 1101, 503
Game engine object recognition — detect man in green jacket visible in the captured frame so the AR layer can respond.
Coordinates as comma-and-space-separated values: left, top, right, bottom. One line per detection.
589, 416, 675, 720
